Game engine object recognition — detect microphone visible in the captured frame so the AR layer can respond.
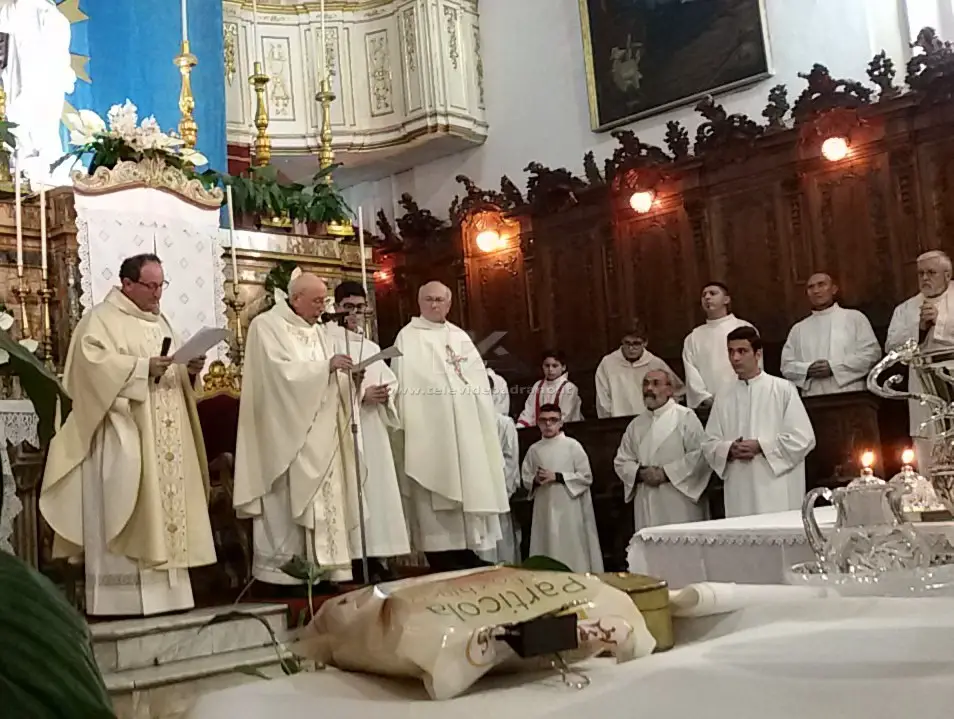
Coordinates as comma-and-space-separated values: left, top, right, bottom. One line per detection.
155, 337, 171, 384
320, 310, 352, 325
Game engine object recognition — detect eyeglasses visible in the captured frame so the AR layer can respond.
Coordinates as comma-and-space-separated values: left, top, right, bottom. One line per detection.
133, 280, 169, 292
340, 301, 367, 312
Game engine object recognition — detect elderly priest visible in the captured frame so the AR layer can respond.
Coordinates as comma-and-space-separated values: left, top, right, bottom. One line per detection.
392, 281, 510, 572
40, 254, 215, 616
234, 273, 361, 586
703, 326, 815, 517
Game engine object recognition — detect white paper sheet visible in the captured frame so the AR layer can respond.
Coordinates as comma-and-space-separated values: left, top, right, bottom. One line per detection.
172, 327, 231, 364
351, 346, 402, 372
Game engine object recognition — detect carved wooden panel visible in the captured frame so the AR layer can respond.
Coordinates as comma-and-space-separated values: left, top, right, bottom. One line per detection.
468, 248, 529, 364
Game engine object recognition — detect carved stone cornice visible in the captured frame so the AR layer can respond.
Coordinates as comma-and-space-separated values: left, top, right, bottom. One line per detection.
70, 158, 224, 209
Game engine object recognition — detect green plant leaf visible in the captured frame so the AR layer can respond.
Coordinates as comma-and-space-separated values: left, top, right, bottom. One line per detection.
0, 330, 71, 446
515, 555, 574, 573
279, 555, 315, 582
0, 119, 18, 150
0, 552, 116, 718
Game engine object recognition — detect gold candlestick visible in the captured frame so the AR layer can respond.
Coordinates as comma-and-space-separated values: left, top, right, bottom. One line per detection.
250, 61, 271, 167
37, 287, 54, 370
225, 290, 246, 369
11, 281, 30, 340
317, 75, 335, 174
174, 40, 199, 149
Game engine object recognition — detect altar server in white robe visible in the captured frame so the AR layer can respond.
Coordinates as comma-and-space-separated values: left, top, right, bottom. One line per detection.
781, 272, 881, 396
703, 326, 816, 517
40, 254, 216, 616
516, 349, 583, 428
327, 281, 410, 577
886, 251, 954, 464
682, 282, 756, 410
487, 367, 511, 416
478, 373, 521, 564
234, 273, 362, 585
614, 370, 710, 529
392, 281, 510, 572
596, 320, 685, 417
521, 404, 603, 573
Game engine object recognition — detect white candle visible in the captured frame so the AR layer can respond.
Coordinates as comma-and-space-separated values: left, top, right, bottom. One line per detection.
180, 0, 188, 45
358, 206, 367, 291
251, 0, 261, 63
226, 185, 239, 287
39, 185, 47, 277
319, 0, 326, 80
14, 153, 22, 277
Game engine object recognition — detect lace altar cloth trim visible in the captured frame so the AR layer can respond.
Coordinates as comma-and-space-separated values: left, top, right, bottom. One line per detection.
633, 529, 810, 547
0, 401, 39, 554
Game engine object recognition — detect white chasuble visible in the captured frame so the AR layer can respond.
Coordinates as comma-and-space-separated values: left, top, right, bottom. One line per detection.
613, 399, 711, 529
521, 434, 603, 573
682, 314, 755, 408
702, 373, 815, 517
887, 284, 954, 446
391, 317, 509, 553
327, 325, 410, 558
40, 288, 215, 616
781, 304, 881, 396
595, 349, 685, 418
234, 302, 362, 584
516, 375, 583, 428
478, 413, 521, 565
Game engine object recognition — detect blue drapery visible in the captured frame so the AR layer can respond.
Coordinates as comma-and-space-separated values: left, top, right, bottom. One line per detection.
60, 0, 226, 174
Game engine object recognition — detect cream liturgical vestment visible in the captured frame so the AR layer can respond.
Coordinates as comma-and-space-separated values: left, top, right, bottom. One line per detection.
233, 302, 362, 583
326, 324, 410, 558
702, 373, 815, 517
487, 368, 510, 416
521, 434, 603, 573
613, 399, 711, 529
595, 349, 685, 418
682, 314, 755, 408
781, 304, 881, 396
40, 289, 215, 616
392, 317, 509, 553
516, 375, 583, 428
478, 413, 521, 564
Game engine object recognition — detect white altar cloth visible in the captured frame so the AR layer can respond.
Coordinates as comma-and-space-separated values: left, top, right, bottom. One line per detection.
187, 597, 954, 719
0, 399, 38, 553
626, 508, 835, 588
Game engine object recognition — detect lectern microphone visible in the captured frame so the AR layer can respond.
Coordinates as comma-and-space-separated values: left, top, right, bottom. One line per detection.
155, 336, 171, 384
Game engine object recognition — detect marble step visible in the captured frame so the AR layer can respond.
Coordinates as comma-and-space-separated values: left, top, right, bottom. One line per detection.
93, 603, 290, 674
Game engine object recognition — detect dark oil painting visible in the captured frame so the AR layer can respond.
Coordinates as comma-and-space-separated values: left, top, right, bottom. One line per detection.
580, 0, 771, 130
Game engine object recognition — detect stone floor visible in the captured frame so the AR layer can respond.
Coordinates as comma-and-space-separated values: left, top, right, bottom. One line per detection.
93, 604, 293, 719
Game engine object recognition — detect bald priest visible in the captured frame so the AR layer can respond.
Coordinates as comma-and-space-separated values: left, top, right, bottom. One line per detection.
391, 281, 510, 572
40, 254, 216, 616
234, 272, 363, 586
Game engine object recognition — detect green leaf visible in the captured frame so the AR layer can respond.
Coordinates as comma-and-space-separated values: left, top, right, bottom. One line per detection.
279, 555, 315, 581
0, 329, 71, 446
0, 119, 18, 150
234, 666, 272, 681
515, 555, 574, 573
0, 552, 116, 718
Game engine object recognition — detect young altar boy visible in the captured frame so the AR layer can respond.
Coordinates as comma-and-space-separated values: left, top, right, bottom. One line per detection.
521, 403, 603, 573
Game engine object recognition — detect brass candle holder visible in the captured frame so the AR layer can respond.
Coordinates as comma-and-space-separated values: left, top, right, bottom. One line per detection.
36, 286, 54, 370
250, 61, 271, 167
316, 75, 352, 237
225, 289, 246, 369
174, 40, 199, 149
0, 83, 13, 193
11, 279, 30, 340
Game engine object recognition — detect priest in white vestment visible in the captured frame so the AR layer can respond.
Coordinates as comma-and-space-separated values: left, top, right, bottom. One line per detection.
234, 274, 362, 585
886, 251, 954, 465
487, 367, 510, 416
596, 322, 685, 417
326, 281, 410, 578
516, 349, 583, 428
391, 281, 510, 572
521, 403, 603, 573
703, 326, 816, 517
40, 254, 216, 616
682, 282, 756, 410
478, 373, 521, 564
614, 370, 710, 529
781, 273, 881, 396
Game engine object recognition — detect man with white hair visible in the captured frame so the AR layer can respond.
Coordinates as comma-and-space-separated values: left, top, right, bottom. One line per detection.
234, 272, 363, 589
391, 281, 510, 571
887, 250, 954, 465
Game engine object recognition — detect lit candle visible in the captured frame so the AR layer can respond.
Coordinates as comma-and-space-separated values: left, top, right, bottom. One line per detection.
226, 185, 239, 288
358, 206, 367, 292
861, 450, 875, 469
251, 0, 261, 63
39, 185, 47, 278
180, 0, 188, 45
319, 0, 326, 80
14, 152, 22, 278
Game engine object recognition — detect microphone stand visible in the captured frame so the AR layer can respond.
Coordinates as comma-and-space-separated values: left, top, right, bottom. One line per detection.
342, 320, 370, 585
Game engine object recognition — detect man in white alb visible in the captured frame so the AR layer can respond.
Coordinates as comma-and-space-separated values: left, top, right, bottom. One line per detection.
682, 282, 755, 410
887, 251, 954, 465
326, 280, 410, 580
781, 272, 881, 396
478, 372, 521, 564
234, 273, 362, 587
595, 320, 684, 417
40, 254, 215, 616
487, 366, 510, 416
703, 326, 816, 517
391, 281, 510, 572
614, 369, 711, 529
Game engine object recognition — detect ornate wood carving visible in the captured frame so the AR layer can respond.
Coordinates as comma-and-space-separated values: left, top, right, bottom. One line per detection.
792, 64, 872, 122
692, 95, 763, 158
906, 27, 954, 103
448, 174, 524, 225
762, 84, 790, 130
395, 192, 447, 248
664, 121, 691, 161
523, 161, 588, 213
868, 51, 900, 100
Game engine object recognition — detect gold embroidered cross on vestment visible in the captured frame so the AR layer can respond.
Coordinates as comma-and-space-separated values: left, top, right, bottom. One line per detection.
445, 344, 468, 384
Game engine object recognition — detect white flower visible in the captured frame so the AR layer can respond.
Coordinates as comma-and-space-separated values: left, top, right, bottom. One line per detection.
178, 147, 208, 166
107, 100, 139, 139
63, 109, 106, 146
0, 312, 14, 332
0, 313, 40, 364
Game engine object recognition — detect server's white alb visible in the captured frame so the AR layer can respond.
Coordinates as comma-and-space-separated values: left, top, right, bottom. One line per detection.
682, 314, 755, 408
516, 375, 583, 427
595, 349, 685, 417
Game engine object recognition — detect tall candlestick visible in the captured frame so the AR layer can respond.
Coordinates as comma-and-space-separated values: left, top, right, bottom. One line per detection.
181, 0, 189, 44
358, 206, 367, 292
14, 152, 22, 277
226, 185, 239, 288
39, 185, 47, 278
252, 0, 261, 63
320, 0, 326, 79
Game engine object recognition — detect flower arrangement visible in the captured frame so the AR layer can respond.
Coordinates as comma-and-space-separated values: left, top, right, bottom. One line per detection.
54, 100, 207, 176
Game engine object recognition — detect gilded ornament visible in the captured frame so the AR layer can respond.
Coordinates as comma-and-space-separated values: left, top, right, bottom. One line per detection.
444, 7, 459, 70
70, 157, 224, 209
224, 23, 238, 86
